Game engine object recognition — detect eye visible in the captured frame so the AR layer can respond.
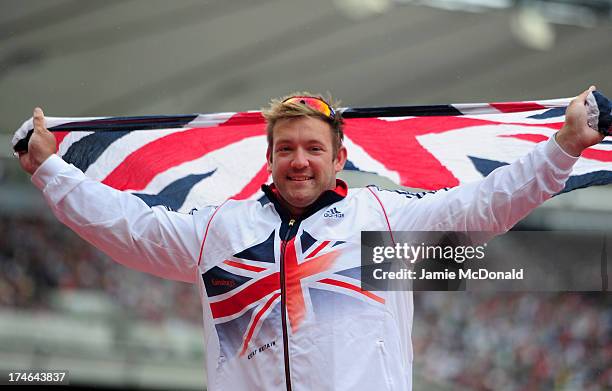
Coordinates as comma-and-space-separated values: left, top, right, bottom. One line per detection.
310, 146, 323, 152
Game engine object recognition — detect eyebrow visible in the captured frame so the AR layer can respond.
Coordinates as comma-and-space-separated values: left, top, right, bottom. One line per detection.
274, 138, 327, 145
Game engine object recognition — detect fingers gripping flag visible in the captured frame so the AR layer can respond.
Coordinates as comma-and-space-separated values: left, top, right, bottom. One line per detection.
12, 93, 612, 213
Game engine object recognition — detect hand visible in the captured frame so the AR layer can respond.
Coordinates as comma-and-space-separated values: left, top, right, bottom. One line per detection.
18, 107, 57, 175
555, 86, 606, 157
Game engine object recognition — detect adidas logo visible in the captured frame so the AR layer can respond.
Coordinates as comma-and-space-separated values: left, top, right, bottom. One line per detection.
323, 207, 344, 219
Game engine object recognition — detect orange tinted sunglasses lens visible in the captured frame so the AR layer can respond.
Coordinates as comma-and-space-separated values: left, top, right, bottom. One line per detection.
282, 96, 335, 119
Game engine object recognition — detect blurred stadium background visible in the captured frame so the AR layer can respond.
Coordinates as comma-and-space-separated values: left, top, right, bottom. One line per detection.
1, 0, 611, 390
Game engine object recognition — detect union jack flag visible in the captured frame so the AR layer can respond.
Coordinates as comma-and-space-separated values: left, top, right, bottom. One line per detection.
202, 229, 384, 358
11, 96, 612, 214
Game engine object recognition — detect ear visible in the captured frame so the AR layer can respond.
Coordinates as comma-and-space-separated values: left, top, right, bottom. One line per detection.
334, 145, 347, 173
266, 147, 273, 173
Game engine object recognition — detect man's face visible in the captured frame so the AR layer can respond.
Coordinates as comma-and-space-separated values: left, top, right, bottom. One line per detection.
267, 116, 347, 216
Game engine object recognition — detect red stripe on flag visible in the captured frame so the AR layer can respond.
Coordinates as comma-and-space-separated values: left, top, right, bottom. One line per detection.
102, 122, 265, 191
505, 133, 612, 162
500, 133, 549, 143
223, 260, 267, 272
318, 278, 385, 304
221, 112, 265, 127
284, 239, 307, 332
240, 292, 281, 356
490, 102, 547, 113
210, 272, 279, 319
305, 240, 330, 259
581, 147, 612, 162
54, 131, 70, 152
231, 163, 269, 200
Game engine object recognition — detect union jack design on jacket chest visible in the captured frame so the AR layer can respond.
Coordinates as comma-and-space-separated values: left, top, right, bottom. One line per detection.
202, 229, 384, 359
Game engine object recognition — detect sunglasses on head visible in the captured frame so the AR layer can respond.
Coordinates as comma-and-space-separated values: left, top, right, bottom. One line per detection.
282, 96, 336, 120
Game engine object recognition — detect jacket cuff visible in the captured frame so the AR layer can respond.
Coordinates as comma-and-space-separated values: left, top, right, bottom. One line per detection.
31, 155, 69, 190
31, 154, 88, 206
546, 134, 579, 172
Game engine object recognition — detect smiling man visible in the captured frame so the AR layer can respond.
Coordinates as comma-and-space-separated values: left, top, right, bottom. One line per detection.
17, 88, 604, 391
264, 95, 347, 217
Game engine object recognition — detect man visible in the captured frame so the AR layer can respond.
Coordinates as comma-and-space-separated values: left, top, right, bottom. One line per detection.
18, 87, 603, 391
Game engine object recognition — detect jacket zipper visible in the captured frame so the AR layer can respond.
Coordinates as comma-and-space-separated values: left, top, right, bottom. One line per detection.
280, 218, 296, 391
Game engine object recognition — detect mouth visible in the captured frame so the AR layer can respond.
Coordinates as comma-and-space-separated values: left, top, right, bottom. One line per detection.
287, 175, 314, 182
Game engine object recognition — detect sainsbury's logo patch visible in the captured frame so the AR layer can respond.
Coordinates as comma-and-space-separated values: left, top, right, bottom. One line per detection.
323, 207, 344, 219
211, 279, 237, 288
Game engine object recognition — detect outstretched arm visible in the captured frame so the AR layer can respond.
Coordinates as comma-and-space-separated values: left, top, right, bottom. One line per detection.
374, 86, 605, 235
18, 108, 208, 283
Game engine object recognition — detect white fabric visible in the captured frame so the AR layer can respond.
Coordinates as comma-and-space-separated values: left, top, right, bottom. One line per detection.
32, 136, 576, 391
586, 91, 601, 133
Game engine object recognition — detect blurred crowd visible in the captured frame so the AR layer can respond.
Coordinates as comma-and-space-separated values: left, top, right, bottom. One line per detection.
414, 292, 611, 390
0, 213, 201, 323
1, 214, 610, 390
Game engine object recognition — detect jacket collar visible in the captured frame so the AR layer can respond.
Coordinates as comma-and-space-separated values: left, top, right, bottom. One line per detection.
262, 179, 348, 221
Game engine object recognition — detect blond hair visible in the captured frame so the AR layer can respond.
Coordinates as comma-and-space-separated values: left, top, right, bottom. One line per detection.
262, 92, 344, 157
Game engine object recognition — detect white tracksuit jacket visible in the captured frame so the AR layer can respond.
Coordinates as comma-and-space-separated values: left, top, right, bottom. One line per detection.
32, 137, 577, 391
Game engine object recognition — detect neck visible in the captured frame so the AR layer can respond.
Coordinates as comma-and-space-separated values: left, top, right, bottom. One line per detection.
277, 196, 305, 218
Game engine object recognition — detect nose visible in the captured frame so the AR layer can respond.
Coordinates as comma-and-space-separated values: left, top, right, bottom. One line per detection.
291, 148, 309, 169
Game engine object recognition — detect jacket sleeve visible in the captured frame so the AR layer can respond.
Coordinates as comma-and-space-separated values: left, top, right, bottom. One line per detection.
31, 155, 212, 283
373, 136, 578, 234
